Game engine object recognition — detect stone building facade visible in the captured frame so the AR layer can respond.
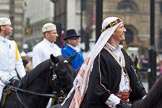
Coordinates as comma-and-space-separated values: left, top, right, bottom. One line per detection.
53, 0, 162, 57
24, 0, 162, 56
103, 0, 151, 55
0, 0, 25, 49
24, 0, 54, 51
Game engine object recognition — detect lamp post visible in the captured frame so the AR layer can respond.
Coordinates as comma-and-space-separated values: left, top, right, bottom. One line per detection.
80, 0, 83, 41
95, 0, 103, 41
10, 0, 15, 39
148, 0, 156, 90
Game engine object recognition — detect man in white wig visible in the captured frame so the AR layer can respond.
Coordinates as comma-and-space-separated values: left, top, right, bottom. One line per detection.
32, 23, 61, 68
58, 17, 146, 108
0, 17, 26, 101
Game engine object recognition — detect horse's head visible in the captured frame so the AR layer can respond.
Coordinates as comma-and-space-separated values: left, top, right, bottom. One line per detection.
49, 54, 75, 94
4, 54, 76, 108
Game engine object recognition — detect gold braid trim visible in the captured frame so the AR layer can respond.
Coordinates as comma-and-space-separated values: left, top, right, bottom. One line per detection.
101, 18, 122, 32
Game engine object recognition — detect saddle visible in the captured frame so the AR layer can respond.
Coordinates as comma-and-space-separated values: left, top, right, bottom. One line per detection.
1, 79, 21, 108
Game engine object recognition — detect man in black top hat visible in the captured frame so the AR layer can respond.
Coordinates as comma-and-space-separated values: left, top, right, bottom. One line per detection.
62, 29, 84, 72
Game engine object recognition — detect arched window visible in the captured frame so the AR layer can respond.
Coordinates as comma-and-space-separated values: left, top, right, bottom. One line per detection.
117, 1, 138, 12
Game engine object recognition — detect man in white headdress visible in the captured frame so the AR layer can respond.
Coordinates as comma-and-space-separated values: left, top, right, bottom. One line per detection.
60, 17, 146, 108
0, 17, 26, 101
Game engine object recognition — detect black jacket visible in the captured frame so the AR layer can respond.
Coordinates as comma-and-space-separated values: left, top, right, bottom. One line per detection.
81, 48, 146, 108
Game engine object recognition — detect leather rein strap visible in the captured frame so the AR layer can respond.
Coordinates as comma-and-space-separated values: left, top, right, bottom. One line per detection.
8, 85, 56, 98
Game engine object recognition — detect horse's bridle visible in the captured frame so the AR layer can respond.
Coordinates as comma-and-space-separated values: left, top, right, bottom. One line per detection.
49, 60, 70, 104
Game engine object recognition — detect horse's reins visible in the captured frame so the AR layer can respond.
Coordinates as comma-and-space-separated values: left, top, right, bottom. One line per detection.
11, 61, 58, 97
7, 84, 56, 108
6, 81, 57, 108
7, 85, 57, 98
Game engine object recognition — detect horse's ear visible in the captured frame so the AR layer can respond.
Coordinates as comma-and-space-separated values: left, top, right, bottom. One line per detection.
69, 53, 78, 61
50, 54, 59, 64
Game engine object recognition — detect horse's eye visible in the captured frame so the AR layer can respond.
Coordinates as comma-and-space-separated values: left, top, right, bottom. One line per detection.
64, 60, 68, 63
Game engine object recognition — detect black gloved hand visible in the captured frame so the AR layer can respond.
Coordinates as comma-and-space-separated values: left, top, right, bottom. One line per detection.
116, 100, 132, 108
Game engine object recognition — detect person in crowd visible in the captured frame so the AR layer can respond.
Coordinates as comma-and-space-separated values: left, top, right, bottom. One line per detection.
21, 51, 28, 67
32, 23, 61, 68
21, 51, 32, 73
139, 55, 149, 71
0, 17, 26, 101
81, 28, 91, 52
66, 17, 146, 108
61, 29, 84, 72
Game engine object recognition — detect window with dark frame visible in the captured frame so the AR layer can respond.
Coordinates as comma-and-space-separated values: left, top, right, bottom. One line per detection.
117, 1, 138, 13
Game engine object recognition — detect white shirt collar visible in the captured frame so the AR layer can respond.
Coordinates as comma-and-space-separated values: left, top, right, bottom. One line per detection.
43, 39, 54, 47
0, 35, 8, 43
67, 44, 80, 52
106, 42, 123, 51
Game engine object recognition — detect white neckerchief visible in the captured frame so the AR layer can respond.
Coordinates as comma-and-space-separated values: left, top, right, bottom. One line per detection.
106, 43, 123, 65
0, 36, 7, 43
67, 44, 80, 52
0, 36, 9, 51
42, 39, 61, 56
43, 39, 54, 47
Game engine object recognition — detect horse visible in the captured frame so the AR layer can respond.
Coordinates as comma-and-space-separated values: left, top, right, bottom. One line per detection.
52, 75, 162, 108
1, 54, 75, 108
132, 75, 162, 108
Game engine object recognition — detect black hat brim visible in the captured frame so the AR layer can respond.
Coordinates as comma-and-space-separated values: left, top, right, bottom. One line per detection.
64, 35, 80, 40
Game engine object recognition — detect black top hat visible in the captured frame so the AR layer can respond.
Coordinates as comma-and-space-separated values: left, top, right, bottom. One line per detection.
64, 29, 80, 40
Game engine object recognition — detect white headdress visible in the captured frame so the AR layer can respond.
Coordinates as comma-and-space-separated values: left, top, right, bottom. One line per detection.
42, 23, 56, 32
0, 17, 11, 26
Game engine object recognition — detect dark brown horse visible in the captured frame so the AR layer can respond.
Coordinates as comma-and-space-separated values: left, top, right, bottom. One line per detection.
53, 75, 162, 108
2, 54, 75, 108
52, 75, 162, 108
132, 75, 162, 108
